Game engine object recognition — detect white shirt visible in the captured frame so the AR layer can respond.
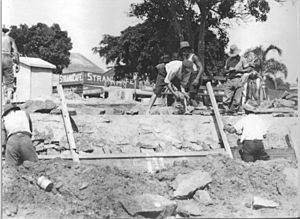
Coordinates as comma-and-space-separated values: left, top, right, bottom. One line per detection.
3, 110, 31, 137
234, 114, 268, 142
164, 61, 182, 84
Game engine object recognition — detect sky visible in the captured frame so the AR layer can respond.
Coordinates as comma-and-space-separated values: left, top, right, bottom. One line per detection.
2, 0, 299, 83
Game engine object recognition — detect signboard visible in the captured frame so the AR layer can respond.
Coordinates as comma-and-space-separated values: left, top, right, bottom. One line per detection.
59, 71, 135, 89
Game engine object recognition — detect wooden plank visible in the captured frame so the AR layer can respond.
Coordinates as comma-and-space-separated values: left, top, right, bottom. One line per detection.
57, 84, 80, 163
38, 150, 227, 160
206, 82, 233, 158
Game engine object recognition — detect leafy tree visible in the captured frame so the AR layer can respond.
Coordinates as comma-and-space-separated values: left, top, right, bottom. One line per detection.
9, 23, 73, 73
130, 0, 283, 67
93, 20, 180, 80
244, 45, 288, 89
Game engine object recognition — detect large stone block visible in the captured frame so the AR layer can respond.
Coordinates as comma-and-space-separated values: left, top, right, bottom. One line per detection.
173, 170, 212, 199
120, 193, 176, 218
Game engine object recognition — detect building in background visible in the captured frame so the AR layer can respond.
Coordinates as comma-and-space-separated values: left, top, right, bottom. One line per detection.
15, 57, 56, 102
57, 53, 105, 97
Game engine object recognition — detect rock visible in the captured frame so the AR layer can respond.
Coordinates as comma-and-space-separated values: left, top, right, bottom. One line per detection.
283, 167, 298, 188
126, 109, 139, 115
258, 100, 273, 109
272, 99, 295, 108
4, 205, 18, 217
136, 135, 160, 149
22, 160, 36, 170
113, 108, 125, 115
50, 107, 77, 116
33, 127, 54, 142
252, 196, 279, 209
173, 170, 212, 199
99, 108, 106, 115
193, 190, 213, 206
176, 200, 202, 217
79, 182, 89, 190
22, 99, 57, 113
120, 194, 177, 218
99, 118, 111, 123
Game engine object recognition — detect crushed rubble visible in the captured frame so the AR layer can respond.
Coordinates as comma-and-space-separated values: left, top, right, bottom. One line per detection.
2, 155, 297, 218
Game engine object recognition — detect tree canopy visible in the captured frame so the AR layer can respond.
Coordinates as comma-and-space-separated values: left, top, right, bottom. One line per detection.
9, 23, 73, 74
94, 0, 286, 80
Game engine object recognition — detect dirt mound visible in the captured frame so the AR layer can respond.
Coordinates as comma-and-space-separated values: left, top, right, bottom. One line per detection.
2, 155, 297, 218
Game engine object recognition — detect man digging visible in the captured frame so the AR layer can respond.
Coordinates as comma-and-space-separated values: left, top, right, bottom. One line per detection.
146, 59, 193, 115
224, 103, 270, 162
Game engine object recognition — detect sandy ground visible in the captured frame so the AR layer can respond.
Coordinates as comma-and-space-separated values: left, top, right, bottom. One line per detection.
2, 99, 299, 218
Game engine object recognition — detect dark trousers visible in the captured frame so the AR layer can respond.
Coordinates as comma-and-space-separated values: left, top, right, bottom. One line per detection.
223, 77, 244, 112
241, 140, 270, 162
2, 54, 14, 89
5, 133, 38, 166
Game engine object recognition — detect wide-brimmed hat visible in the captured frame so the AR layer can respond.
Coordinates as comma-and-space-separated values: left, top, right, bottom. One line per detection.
2, 25, 9, 33
182, 60, 193, 70
180, 41, 191, 50
2, 103, 20, 117
228, 44, 241, 57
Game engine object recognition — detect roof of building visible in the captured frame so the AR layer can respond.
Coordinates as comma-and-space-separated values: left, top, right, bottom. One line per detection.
20, 57, 56, 69
63, 53, 105, 74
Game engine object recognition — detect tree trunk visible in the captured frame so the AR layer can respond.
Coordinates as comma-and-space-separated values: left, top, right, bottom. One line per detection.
197, 3, 206, 68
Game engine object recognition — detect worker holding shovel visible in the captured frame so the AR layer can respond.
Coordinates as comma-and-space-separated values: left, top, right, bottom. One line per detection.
146, 58, 193, 115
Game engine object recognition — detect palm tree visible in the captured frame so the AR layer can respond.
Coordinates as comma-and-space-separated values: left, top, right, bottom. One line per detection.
244, 45, 288, 89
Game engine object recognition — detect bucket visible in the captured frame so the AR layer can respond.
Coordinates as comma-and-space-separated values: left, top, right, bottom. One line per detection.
37, 176, 53, 192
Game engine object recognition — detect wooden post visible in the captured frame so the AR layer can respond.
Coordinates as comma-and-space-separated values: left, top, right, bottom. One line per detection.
206, 82, 233, 158
57, 84, 80, 163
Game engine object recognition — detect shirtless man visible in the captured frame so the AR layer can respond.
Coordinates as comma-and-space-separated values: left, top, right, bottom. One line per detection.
2, 25, 20, 103
179, 41, 204, 107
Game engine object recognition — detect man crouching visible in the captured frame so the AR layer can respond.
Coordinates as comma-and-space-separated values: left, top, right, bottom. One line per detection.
224, 103, 270, 162
146, 59, 193, 115
2, 103, 38, 166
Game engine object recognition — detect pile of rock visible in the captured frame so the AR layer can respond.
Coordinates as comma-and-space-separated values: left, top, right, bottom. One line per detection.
120, 170, 213, 218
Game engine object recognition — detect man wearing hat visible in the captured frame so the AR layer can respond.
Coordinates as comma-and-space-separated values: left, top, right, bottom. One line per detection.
223, 44, 253, 113
2, 25, 20, 103
179, 41, 204, 107
224, 103, 270, 162
2, 103, 38, 166
146, 59, 193, 114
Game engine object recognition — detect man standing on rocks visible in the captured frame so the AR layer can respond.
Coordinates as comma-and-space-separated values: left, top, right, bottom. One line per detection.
224, 103, 270, 162
146, 58, 193, 115
2, 103, 38, 166
2, 25, 20, 104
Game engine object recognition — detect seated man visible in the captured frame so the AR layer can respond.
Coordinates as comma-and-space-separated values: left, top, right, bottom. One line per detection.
224, 103, 270, 162
146, 59, 193, 115
2, 103, 38, 166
